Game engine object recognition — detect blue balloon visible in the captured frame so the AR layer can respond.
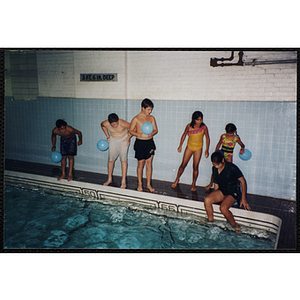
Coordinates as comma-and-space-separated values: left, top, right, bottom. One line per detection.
141, 122, 153, 135
97, 139, 109, 151
51, 151, 62, 163
239, 148, 252, 161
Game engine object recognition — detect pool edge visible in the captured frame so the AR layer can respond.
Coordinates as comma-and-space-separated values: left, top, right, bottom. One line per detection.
4, 170, 282, 249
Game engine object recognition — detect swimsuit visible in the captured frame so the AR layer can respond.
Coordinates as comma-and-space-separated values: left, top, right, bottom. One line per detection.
212, 162, 243, 204
109, 134, 129, 162
134, 138, 156, 161
60, 135, 77, 156
221, 134, 238, 161
187, 125, 206, 152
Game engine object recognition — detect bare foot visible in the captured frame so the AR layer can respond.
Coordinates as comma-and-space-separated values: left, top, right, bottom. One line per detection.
197, 220, 208, 225
57, 174, 65, 181
147, 185, 155, 193
234, 225, 241, 234
120, 182, 126, 189
67, 174, 73, 181
103, 179, 112, 186
191, 185, 196, 192
171, 180, 178, 189
137, 185, 143, 192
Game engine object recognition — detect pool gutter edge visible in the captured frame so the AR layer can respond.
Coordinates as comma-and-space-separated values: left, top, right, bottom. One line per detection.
4, 170, 282, 249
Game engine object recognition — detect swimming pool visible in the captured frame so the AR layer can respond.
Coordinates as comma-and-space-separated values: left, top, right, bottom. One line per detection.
4, 171, 282, 250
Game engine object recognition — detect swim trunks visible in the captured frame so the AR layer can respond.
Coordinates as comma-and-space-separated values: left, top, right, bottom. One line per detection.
60, 135, 77, 156
187, 125, 206, 152
221, 134, 238, 161
109, 134, 129, 162
134, 138, 156, 161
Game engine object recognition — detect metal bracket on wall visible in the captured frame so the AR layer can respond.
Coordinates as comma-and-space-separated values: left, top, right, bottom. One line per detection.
210, 51, 244, 67
210, 51, 297, 67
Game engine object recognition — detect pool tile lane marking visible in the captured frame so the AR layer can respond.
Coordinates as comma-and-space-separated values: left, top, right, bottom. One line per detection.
4, 170, 282, 241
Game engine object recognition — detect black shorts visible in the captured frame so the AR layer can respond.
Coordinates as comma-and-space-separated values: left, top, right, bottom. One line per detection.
60, 135, 77, 156
134, 138, 156, 161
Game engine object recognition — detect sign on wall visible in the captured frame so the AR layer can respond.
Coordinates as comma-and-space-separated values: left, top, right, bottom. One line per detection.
80, 73, 118, 82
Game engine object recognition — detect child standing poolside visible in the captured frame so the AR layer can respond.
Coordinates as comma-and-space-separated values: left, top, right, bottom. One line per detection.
51, 119, 82, 181
129, 98, 158, 192
205, 123, 245, 190
101, 113, 132, 189
171, 111, 210, 192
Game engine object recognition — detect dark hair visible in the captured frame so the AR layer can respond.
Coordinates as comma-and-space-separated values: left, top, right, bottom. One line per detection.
141, 98, 154, 109
211, 151, 224, 163
190, 111, 204, 128
225, 123, 237, 133
56, 119, 67, 128
108, 113, 119, 123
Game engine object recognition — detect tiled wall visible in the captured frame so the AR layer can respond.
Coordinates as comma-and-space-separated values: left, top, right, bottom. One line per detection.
5, 97, 296, 200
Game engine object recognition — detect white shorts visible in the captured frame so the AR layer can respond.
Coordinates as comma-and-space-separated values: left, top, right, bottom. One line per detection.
109, 134, 129, 162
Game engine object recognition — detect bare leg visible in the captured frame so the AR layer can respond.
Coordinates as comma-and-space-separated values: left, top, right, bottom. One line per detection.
120, 161, 127, 189
67, 156, 74, 181
145, 155, 154, 192
104, 161, 115, 186
58, 156, 67, 181
219, 195, 239, 227
171, 147, 193, 188
137, 159, 145, 191
191, 148, 202, 191
204, 190, 224, 221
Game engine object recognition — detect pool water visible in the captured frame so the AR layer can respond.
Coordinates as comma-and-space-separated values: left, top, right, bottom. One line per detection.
4, 185, 277, 249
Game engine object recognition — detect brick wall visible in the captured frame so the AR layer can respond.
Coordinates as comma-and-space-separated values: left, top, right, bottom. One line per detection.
32, 50, 297, 102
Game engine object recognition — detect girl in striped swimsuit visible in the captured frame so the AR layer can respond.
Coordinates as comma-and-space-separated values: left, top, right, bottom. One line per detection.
205, 123, 245, 190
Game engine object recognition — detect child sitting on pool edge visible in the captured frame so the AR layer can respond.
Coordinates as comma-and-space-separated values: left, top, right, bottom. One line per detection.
51, 119, 82, 181
204, 151, 251, 233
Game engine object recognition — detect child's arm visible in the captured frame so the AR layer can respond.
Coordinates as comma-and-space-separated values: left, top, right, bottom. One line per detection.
148, 116, 158, 138
101, 120, 110, 141
236, 136, 245, 154
238, 176, 250, 210
215, 135, 223, 151
177, 124, 189, 153
205, 173, 214, 190
51, 129, 57, 152
204, 126, 210, 158
120, 119, 133, 146
73, 128, 83, 145
129, 117, 140, 138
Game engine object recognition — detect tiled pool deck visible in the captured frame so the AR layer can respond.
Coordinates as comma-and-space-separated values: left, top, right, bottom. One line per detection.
4, 159, 297, 250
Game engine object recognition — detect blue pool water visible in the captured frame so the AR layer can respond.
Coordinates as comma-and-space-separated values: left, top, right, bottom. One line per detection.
4, 184, 277, 249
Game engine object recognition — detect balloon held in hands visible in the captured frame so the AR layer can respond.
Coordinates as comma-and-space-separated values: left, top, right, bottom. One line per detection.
239, 148, 252, 161
97, 139, 109, 151
51, 151, 62, 163
141, 122, 153, 135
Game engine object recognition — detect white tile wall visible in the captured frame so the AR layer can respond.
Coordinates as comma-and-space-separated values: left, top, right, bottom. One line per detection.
5, 97, 296, 200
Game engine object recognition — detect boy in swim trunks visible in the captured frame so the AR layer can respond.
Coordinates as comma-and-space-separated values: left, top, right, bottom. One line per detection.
101, 113, 132, 188
51, 119, 82, 181
204, 151, 251, 232
129, 98, 158, 192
